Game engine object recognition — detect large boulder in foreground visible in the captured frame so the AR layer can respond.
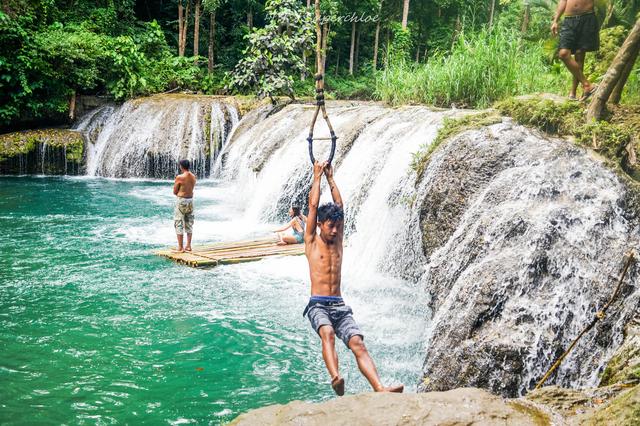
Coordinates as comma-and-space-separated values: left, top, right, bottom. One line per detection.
415, 122, 640, 396
229, 388, 547, 425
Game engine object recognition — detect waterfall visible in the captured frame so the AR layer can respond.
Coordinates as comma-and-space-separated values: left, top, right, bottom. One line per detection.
75, 95, 239, 178
217, 103, 640, 397
68, 96, 640, 396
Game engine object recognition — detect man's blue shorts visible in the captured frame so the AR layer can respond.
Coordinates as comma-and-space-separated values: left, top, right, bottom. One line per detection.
303, 296, 363, 347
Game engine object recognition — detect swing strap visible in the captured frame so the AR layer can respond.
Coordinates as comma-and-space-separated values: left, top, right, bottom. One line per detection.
307, 0, 337, 165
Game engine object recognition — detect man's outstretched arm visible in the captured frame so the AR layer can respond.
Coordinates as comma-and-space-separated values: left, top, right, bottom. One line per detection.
324, 164, 343, 209
551, 0, 567, 35
306, 161, 325, 241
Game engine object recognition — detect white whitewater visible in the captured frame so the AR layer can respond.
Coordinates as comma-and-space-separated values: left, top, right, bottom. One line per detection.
75, 95, 239, 178
75, 96, 639, 397
217, 103, 639, 396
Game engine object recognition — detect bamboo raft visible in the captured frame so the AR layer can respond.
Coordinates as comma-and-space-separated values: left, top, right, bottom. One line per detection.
155, 238, 305, 268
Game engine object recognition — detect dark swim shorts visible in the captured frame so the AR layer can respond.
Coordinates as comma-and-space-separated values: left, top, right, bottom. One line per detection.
303, 296, 363, 347
559, 11, 600, 53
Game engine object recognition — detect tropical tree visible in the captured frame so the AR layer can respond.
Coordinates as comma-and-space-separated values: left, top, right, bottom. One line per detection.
227, 0, 314, 100
587, 17, 640, 120
203, 0, 224, 73
402, 0, 410, 29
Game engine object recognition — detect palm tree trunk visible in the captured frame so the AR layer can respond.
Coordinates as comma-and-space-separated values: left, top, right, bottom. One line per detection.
193, 0, 200, 58
521, 2, 530, 33
373, 20, 380, 71
354, 23, 361, 73
349, 21, 356, 75
610, 42, 640, 104
181, 0, 191, 57
302, 0, 311, 80
208, 11, 216, 73
452, 14, 461, 49
587, 19, 640, 121
178, 2, 184, 56
68, 90, 76, 121
402, 0, 410, 29
489, 0, 496, 28
322, 23, 329, 72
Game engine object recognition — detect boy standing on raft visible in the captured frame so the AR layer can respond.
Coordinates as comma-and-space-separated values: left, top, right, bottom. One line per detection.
302, 160, 404, 395
173, 159, 196, 253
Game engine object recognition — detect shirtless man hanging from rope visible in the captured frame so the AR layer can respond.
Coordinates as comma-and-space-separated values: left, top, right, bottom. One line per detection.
302, 160, 404, 395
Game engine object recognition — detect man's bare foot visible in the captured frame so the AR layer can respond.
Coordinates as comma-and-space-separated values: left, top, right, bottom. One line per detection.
276, 241, 287, 246
171, 247, 185, 253
331, 376, 345, 396
581, 84, 597, 102
185, 246, 192, 252
377, 384, 404, 393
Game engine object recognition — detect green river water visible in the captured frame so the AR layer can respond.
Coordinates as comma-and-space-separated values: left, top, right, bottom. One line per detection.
0, 176, 427, 425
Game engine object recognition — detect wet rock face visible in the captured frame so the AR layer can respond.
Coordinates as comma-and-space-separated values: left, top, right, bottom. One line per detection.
418, 122, 640, 397
599, 313, 640, 387
229, 388, 546, 426
0, 129, 84, 175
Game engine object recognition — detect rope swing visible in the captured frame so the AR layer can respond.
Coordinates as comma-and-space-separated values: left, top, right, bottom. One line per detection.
534, 250, 636, 390
307, 0, 338, 165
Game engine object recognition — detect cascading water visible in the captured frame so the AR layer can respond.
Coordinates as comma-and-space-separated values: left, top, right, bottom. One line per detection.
413, 122, 640, 396
30, 95, 638, 397
217, 103, 640, 397
75, 95, 239, 178
3, 95, 639, 423
209, 103, 239, 173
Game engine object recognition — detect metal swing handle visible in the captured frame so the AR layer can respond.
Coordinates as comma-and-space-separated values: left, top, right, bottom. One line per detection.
307, 132, 337, 165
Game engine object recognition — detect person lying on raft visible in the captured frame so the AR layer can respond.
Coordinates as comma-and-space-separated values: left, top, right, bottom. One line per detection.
302, 160, 404, 396
273, 206, 307, 245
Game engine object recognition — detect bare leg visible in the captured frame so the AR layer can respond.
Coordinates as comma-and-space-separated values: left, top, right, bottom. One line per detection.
185, 233, 192, 251
571, 50, 586, 98
174, 234, 185, 252
348, 336, 403, 393
559, 48, 592, 93
319, 326, 344, 395
278, 235, 298, 245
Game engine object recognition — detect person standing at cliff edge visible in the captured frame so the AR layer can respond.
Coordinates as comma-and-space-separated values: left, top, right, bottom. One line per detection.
173, 159, 196, 253
302, 160, 404, 396
551, 0, 600, 101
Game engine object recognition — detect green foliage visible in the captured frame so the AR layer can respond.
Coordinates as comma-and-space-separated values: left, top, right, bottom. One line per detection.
497, 97, 639, 180
1, 0, 639, 129
0, 129, 83, 162
0, 8, 211, 126
387, 22, 412, 64
325, 74, 376, 100
495, 97, 584, 134
585, 26, 628, 83
376, 25, 565, 108
227, 0, 314, 100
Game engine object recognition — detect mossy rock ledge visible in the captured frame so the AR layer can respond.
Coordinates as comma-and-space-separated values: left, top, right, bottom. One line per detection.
0, 129, 84, 175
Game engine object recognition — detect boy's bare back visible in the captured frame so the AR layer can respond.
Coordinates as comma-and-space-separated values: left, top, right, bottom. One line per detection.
175, 172, 196, 198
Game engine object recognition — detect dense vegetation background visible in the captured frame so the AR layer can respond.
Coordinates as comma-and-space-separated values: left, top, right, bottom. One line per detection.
1, 0, 638, 130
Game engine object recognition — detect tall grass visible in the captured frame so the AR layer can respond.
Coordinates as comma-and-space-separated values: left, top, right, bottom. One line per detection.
376, 26, 565, 108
